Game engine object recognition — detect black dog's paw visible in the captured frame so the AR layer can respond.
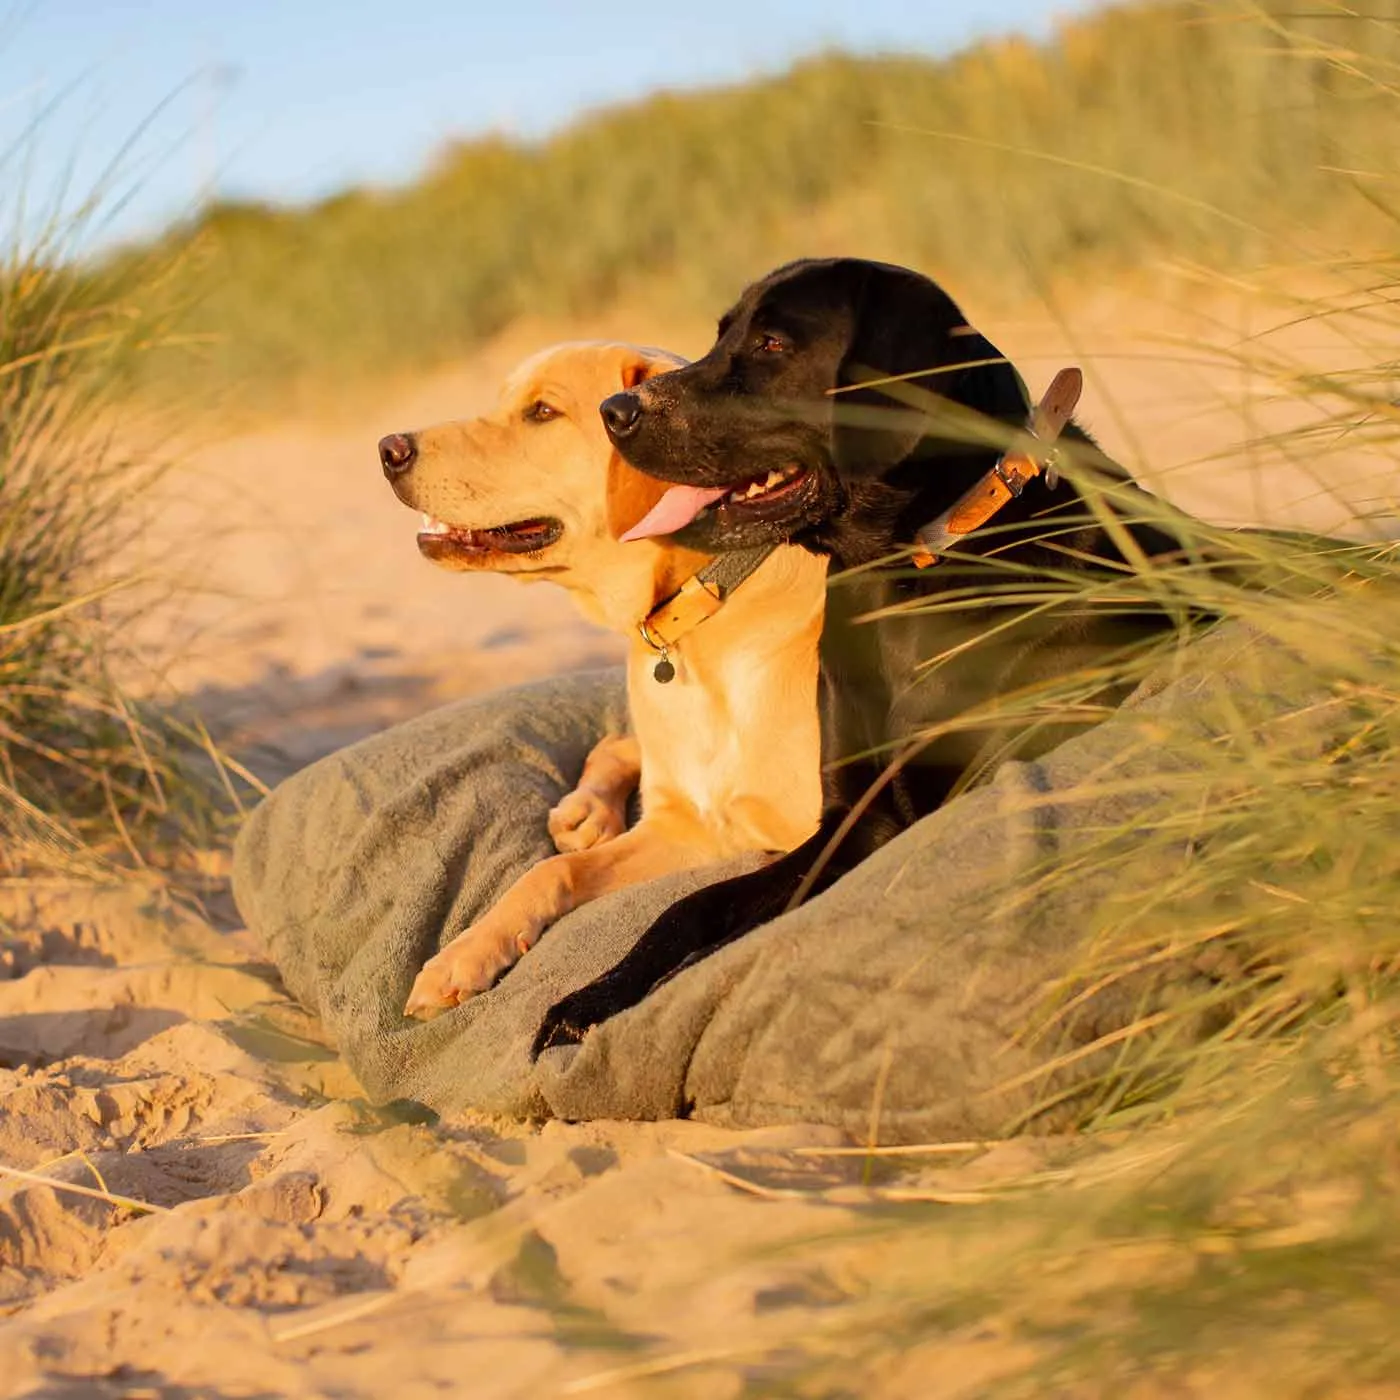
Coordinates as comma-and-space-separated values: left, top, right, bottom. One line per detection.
530, 1004, 586, 1059
531, 983, 621, 1059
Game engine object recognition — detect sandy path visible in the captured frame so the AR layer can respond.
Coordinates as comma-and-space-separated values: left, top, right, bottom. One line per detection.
3, 272, 1396, 1396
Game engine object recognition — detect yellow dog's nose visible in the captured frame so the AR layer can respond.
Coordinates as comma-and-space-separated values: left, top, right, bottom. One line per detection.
378, 432, 417, 478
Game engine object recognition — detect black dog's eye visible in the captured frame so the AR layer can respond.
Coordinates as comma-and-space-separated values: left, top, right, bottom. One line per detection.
755, 334, 789, 355
524, 400, 561, 422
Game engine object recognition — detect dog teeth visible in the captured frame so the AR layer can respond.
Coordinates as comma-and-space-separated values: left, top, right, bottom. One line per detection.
724, 465, 801, 505
420, 513, 451, 535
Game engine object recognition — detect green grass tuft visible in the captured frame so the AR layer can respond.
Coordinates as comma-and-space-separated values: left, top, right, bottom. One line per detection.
0, 210, 237, 876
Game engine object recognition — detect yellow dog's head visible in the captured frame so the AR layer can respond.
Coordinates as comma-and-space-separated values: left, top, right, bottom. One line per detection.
380, 342, 707, 625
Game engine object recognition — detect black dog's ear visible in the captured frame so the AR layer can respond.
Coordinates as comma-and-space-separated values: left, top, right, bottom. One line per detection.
831, 261, 1029, 477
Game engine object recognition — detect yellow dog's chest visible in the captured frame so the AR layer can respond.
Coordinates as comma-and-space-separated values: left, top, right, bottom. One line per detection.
630, 644, 820, 856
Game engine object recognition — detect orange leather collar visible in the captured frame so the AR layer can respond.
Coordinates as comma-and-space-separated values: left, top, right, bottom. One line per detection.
912, 366, 1083, 567
638, 544, 776, 682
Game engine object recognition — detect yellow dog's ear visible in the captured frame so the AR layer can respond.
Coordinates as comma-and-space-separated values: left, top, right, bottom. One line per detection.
607, 457, 672, 542
620, 354, 654, 390
606, 349, 676, 541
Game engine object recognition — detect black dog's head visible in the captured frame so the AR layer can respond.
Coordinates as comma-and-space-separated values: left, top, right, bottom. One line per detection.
601, 258, 1033, 561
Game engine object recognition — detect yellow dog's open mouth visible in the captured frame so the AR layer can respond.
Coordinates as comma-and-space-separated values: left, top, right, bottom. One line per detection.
417, 513, 564, 559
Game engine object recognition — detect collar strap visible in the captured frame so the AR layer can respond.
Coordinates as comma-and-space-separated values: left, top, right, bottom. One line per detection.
638, 544, 777, 666
911, 366, 1083, 567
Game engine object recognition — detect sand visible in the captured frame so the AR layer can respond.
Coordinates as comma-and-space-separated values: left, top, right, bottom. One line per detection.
3, 271, 1397, 1396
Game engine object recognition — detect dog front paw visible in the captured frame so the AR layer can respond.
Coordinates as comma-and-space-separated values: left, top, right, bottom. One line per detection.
531, 981, 631, 1058
547, 787, 626, 853
403, 928, 517, 1020
531, 1006, 587, 1058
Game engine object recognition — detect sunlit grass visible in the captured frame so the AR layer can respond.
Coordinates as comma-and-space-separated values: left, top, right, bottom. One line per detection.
0, 198, 236, 877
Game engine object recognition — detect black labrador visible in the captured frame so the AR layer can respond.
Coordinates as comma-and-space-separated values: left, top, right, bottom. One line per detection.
534, 256, 1193, 1054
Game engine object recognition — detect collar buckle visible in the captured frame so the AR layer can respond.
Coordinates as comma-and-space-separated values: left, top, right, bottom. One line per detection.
911, 366, 1083, 568
636, 544, 777, 682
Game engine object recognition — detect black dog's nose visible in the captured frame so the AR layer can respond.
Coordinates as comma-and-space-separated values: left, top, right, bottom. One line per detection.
379, 432, 417, 478
599, 392, 643, 439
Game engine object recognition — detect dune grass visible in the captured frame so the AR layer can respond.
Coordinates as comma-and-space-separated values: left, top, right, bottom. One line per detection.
0, 211, 236, 877
110, 0, 1400, 412
126, 0, 1392, 1379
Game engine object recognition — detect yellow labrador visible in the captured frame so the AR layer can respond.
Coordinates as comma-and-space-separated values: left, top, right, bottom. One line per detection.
380, 342, 825, 1018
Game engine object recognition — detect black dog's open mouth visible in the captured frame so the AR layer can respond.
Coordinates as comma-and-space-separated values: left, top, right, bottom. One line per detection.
718, 463, 811, 510
620, 464, 812, 541
417, 513, 564, 560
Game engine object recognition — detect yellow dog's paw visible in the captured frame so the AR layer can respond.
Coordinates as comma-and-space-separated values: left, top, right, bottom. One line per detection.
403, 929, 519, 1020
548, 787, 625, 853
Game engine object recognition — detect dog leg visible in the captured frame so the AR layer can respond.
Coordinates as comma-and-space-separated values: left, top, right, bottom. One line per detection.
403, 818, 705, 1019
548, 733, 640, 853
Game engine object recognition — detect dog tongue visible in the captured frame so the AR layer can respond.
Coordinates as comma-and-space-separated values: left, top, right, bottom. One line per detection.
620, 484, 729, 541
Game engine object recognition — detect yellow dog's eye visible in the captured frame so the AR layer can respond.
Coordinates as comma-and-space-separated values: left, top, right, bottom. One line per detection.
524, 400, 560, 422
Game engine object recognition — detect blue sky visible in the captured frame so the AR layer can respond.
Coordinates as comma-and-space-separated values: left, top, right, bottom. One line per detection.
0, 0, 1102, 247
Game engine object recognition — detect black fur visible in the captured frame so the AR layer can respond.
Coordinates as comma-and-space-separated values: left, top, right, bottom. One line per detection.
534, 258, 1190, 1057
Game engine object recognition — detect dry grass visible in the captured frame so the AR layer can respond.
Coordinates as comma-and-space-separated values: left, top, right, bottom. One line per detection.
0, 202, 239, 876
